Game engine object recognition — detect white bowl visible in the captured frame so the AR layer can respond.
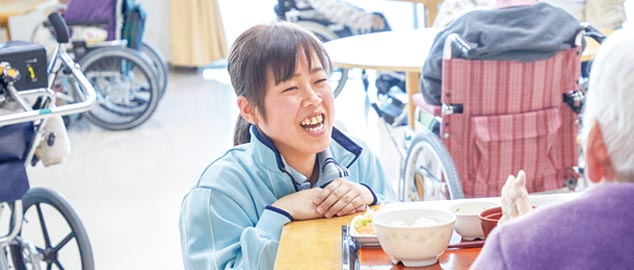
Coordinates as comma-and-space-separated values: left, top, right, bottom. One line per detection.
449, 201, 499, 240
372, 208, 455, 267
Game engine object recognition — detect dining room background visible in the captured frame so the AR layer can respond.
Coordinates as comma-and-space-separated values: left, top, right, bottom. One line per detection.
6, 0, 632, 269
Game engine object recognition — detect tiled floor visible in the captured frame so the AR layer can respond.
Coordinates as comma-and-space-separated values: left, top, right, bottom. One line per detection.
25, 67, 399, 269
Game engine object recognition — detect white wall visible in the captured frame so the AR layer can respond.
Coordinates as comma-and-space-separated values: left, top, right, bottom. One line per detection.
217, 0, 278, 50
137, 0, 171, 61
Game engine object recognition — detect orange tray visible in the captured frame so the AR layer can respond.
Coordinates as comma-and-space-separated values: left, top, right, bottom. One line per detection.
342, 225, 482, 270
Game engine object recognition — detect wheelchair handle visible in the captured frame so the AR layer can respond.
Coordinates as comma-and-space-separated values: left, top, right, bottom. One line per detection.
47, 12, 70, 44
581, 23, 606, 44
0, 52, 96, 127
443, 33, 472, 59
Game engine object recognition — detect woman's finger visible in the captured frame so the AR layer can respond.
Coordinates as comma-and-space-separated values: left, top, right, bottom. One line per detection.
314, 179, 342, 205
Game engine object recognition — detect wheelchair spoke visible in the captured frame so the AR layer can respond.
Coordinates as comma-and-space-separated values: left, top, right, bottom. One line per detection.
418, 165, 442, 184
54, 260, 65, 270
36, 203, 53, 248
53, 232, 75, 252
131, 93, 150, 105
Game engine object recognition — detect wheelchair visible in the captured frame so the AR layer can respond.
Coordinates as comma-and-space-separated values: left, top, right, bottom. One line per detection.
32, 0, 168, 130
396, 25, 606, 202
0, 13, 95, 269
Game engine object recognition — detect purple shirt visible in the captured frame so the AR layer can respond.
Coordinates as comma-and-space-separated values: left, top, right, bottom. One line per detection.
472, 182, 634, 270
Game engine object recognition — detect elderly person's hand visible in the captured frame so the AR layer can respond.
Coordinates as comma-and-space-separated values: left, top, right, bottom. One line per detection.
498, 170, 533, 225
314, 178, 374, 218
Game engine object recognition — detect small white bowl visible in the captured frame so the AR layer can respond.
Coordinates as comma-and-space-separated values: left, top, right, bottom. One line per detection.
449, 201, 499, 240
373, 208, 455, 267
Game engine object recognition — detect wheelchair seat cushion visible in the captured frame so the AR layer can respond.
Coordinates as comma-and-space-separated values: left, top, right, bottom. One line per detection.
0, 122, 35, 202
0, 160, 30, 202
65, 0, 117, 40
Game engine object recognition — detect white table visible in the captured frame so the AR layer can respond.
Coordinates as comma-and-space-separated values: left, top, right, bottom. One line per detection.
324, 28, 441, 128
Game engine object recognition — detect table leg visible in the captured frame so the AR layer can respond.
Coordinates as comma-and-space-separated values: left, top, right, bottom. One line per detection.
0, 21, 10, 40
406, 71, 420, 129
425, 2, 439, 27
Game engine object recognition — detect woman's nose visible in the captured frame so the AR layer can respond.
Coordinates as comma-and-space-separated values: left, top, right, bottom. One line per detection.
302, 87, 322, 107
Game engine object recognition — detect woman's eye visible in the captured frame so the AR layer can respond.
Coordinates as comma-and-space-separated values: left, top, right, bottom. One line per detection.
282, 86, 298, 93
314, 78, 328, 85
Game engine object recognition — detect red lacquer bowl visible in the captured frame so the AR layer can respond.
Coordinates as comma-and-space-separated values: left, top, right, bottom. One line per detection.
479, 206, 502, 238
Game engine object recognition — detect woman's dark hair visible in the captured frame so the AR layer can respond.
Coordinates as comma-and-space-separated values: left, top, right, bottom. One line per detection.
227, 21, 332, 145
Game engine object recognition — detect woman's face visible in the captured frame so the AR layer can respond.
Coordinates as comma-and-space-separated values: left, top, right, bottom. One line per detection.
257, 50, 334, 164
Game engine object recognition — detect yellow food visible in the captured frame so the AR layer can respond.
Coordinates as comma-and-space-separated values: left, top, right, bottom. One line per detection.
351, 208, 376, 235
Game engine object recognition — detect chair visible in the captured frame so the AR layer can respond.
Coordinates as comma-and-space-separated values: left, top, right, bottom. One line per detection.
401, 32, 585, 200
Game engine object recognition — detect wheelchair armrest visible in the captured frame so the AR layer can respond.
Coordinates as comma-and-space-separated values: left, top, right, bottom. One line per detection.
43, 19, 109, 28
412, 93, 441, 116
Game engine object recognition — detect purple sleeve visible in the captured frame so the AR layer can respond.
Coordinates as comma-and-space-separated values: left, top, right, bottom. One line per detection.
470, 228, 508, 270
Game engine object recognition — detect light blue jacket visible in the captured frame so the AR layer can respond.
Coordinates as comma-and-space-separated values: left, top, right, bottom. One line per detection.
180, 126, 397, 270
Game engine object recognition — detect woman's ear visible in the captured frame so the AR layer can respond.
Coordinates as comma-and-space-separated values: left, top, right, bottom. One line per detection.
237, 96, 259, 124
585, 121, 617, 182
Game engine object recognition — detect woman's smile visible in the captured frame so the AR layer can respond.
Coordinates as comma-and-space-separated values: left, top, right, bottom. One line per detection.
299, 113, 326, 135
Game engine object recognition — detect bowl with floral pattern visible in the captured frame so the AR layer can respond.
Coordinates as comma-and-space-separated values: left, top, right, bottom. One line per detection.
372, 208, 456, 267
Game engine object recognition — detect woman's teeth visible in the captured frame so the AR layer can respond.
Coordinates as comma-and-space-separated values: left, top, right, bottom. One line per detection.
300, 114, 324, 131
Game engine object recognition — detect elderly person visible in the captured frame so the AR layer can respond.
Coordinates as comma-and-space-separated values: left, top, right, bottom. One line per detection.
471, 31, 634, 270
276, 0, 390, 37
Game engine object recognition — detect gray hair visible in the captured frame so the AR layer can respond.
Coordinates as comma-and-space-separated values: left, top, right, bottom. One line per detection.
582, 31, 634, 181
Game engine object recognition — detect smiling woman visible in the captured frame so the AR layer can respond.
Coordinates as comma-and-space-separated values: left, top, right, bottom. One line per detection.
248, 51, 334, 176
179, 21, 397, 270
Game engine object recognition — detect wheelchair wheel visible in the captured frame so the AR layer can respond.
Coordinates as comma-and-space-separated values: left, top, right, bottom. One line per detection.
331, 68, 348, 97
401, 132, 464, 201
140, 42, 169, 98
10, 188, 94, 270
79, 46, 161, 130
293, 20, 349, 98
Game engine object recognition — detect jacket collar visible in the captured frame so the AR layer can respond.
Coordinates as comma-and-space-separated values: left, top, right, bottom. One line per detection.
250, 125, 362, 185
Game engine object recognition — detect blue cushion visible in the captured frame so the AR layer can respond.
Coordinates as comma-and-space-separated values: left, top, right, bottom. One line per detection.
0, 122, 34, 202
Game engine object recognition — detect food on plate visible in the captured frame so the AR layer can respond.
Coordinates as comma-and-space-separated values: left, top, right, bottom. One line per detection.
352, 208, 442, 235
351, 208, 376, 234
